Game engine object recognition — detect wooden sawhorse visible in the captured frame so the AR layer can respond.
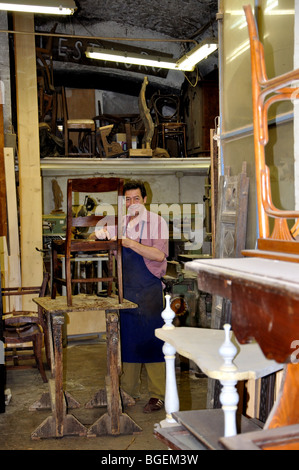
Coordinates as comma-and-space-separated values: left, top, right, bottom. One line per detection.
30, 294, 141, 439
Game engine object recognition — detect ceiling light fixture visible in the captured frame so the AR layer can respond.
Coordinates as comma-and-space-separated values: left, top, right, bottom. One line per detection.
0, 0, 76, 15
176, 39, 218, 71
86, 38, 218, 72
86, 47, 179, 71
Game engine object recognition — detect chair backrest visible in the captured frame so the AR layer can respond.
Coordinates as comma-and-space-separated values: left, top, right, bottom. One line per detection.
243, 4, 299, 244
65, 177, 124, 252
152, 93, 181, 124
2, 272, 49, 312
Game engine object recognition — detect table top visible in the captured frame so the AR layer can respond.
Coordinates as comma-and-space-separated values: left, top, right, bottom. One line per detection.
185, 257, 299, 294
34, 294, 137, 313
155, 326, 282, 381
184, 257, 299, 363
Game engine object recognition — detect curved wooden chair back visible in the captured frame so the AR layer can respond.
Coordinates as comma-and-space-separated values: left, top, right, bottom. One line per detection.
244, 4, 299, 244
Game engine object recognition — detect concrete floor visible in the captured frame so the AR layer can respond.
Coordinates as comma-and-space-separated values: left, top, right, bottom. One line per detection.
0, 337, 208, 451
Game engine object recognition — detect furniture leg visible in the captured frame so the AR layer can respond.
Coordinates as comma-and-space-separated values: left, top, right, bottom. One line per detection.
87, 310, 142, 436
31, 312, 87, 439
159, 293, 179, 427
32, 333, 48, 383
219, 378, 239, 437
160, 341, 179, 427
218, 324, 239, 437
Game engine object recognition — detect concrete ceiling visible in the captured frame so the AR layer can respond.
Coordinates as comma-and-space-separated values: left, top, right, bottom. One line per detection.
70, 0, 218, 41
34, 0, 219, 94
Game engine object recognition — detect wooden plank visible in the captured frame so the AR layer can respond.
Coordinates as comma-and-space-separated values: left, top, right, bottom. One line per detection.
13, 13, 43, 305
128, 148, 153, 157
219, 423, 299, 450
154, 425, 208, 450
3, 148, 21, 310
172, 409, 262, 450
0, 100, 7, 238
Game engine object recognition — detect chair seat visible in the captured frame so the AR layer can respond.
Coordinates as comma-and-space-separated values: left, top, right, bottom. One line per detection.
52, 238, 118, 253
67, 119, 95, 129
4, 325, 40, 342
2, 273, 50, 383
159, 122, 186, 130
3, 314, 48, 383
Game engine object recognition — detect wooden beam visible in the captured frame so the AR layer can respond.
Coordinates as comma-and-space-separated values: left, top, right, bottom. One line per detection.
13, 13, 43, 301
0, 99, 7, 238
3, 148, 22, 310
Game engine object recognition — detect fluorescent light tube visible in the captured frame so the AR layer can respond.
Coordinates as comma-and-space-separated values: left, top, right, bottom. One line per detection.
86, 39, 218, 72
0, 0, 76, 15
177, 41, 218, 71
86, 47, 178, 71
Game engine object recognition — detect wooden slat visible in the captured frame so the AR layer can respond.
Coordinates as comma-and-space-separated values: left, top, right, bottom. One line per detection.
13, 13, 43, 302
0, 102, 7, 238
3, 148, 21, 310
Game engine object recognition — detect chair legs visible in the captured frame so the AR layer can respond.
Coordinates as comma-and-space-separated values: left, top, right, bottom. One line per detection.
33, 335, 48, 383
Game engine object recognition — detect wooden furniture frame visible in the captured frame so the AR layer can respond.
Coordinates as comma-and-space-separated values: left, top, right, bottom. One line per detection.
93, 77, 153, 158
51, 177, 124, 306
152, 93, 187, 158
31, 295, 141, 439
185, 257, 299, 450
61, 86, 95, 157
155, 258, 299, 450
2, 273, 50, 383
243, 5, 299, 252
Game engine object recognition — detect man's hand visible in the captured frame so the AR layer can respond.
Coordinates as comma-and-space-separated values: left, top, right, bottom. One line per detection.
121, 237, 132, 248
122, 237, 165, 262
94, 227, 111, 240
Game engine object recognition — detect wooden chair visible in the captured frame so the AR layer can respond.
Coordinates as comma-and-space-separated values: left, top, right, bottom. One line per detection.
243, 4, 299, 252
51, 177, 124, 307
2, 273, 50, 383
61, 86, 95, 157
152, 93, 187, 157
93, 109, 139, 157
94, 77, 153, 157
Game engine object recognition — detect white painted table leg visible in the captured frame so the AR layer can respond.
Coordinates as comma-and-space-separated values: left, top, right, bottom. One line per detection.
162, 341, 179, 425
219, 378, 239, 437
160, 294, 179, 427
218, 324, 239, 438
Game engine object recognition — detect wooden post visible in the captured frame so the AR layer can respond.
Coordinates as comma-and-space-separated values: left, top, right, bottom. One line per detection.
0, 96, 7, 238
13, 13, 43, 302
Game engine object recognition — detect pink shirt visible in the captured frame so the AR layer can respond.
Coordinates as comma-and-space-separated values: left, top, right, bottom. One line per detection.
96, 208, 169, 279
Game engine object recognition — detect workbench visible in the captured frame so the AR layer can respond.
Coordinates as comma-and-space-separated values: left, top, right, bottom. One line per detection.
30, 294, 141, 439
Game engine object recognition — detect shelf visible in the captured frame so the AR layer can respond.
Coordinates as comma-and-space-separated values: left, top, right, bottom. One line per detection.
40, 156, 210, 176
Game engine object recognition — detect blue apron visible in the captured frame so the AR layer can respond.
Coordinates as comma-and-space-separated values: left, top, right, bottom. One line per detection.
120, 223, 164, 363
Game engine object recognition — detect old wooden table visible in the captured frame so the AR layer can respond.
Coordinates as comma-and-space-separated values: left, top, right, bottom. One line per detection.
185, 257, 299, 364
30, 294, 141, 439
184, 257, 299, 450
